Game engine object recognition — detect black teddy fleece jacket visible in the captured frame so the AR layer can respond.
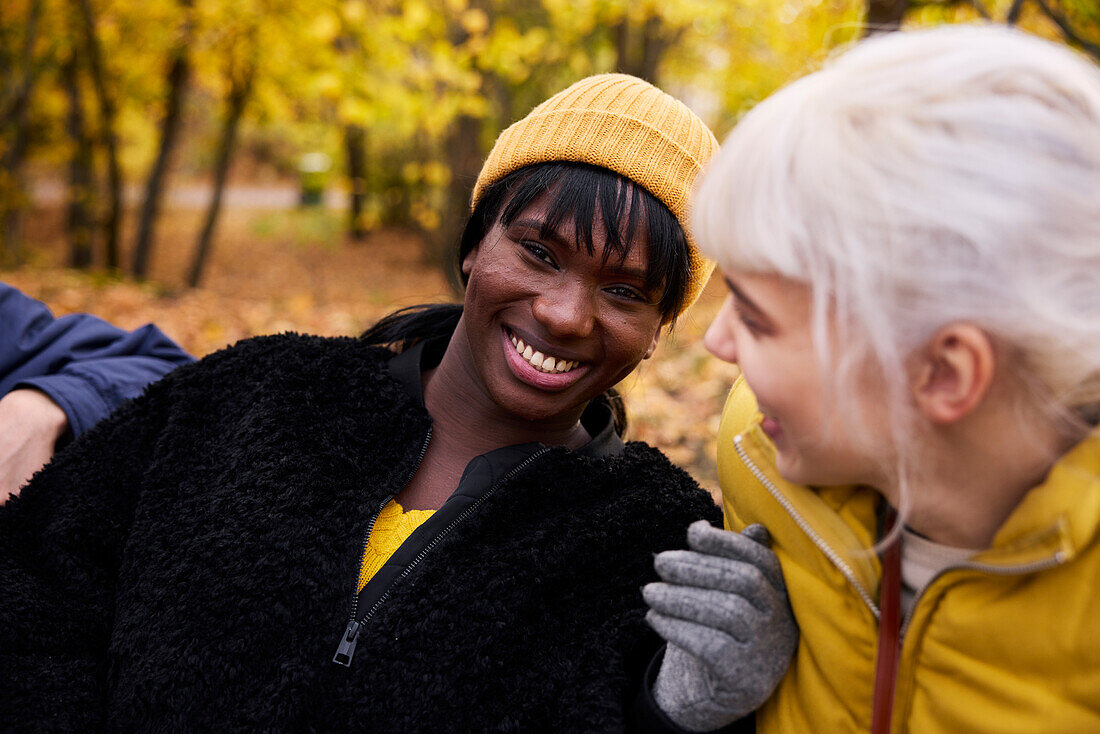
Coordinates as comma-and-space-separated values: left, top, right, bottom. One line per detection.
0, 333, 721, 733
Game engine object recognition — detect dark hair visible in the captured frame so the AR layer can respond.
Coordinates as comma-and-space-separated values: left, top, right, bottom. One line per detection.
361, 303, 464, 350
361, 162, 693, 436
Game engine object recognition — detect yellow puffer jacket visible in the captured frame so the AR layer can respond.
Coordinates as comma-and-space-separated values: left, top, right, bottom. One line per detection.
718, 376, 1100, 733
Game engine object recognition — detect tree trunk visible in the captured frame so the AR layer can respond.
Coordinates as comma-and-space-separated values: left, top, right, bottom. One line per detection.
188, 70, 252, 288
345, 123, 368, 240
434, 113, 483, 288
638, 16, 666, 83
614, 13, 672, 84
614, 18, 632, 75
0, 0, 44, 264
75, 0, 123, 270
433, 1, 491, 288
0, 0, 42, 125
64, 50, 95, 269
0, 169, 28, 266
864, 0, 910, 35
132, 6, 192, 279
1006, 0, 1027, 24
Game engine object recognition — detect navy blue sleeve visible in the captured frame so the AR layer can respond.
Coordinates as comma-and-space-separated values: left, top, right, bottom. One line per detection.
0, 282, 195, 436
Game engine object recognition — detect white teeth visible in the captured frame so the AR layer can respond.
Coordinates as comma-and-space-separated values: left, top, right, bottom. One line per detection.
507, 330, 579, 374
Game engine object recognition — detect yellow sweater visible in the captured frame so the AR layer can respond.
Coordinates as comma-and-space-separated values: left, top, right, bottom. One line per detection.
358, 500, 434, 592
718, 376, 1100, 733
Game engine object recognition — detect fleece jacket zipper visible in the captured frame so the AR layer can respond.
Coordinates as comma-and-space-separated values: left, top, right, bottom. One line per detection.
333, 426, 432, 666
333, 437, 551, 667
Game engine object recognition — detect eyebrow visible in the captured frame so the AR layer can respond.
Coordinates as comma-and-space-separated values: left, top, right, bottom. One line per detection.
604, 262, 649, 282
511, 218, 569, 249
511, 217, 650, 282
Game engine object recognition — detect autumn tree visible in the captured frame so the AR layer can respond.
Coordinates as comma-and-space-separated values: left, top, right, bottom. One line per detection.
72, 0, 123, 269
62, 31, 94, 268
0, 0, 44, 264
187, 4, 260, 287
132, 0, 194, 279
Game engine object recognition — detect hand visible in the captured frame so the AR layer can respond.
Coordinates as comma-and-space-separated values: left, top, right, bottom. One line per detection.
644, 521, 798, 732
0, 389, 69, 504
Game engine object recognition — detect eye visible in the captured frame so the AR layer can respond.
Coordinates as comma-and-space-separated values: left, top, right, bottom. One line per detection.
521, 241, 558, 269
604, 284, 649, 303
731, 298, 765, 335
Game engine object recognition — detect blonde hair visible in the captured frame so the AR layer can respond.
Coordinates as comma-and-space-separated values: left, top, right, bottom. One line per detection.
694, 24, 1100, 512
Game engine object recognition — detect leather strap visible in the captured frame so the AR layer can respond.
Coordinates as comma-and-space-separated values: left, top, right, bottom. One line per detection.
871, 513, 902, 734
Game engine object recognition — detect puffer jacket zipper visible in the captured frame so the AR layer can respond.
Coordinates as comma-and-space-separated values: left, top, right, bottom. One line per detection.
333, 438, 551, 667
733, 434, 881, 618
899, 551, 1066, 637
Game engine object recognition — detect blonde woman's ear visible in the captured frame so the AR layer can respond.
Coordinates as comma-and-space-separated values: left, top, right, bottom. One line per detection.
910, 323, 996, 425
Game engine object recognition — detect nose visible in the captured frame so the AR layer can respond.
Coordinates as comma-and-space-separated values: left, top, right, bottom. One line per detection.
531, 280, 596, 338
704, 295, 739, 364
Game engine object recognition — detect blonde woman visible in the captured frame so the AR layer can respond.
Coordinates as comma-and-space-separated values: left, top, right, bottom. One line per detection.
646, 25, 1100, 734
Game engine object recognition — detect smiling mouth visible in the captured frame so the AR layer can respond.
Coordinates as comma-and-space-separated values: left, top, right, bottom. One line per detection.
507, 330, 581, 374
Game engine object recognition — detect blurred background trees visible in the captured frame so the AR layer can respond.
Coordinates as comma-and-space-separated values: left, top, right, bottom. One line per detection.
3, 0, 1095, 491
1, 0, 1096, 284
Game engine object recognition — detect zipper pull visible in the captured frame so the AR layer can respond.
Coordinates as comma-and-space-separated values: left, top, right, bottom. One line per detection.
332, 620, 360, 667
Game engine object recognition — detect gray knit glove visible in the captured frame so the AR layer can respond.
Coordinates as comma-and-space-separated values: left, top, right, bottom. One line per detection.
643, 521, 797, 732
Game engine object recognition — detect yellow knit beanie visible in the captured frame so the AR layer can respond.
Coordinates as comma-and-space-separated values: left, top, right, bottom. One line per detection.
471, 73, 719, 314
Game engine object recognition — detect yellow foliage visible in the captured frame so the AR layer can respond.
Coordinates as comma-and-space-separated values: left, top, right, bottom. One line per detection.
338, 97, 375, 125
460, 8, 490, 35
5, 0, 1097, 267
411, 199, 441, 231
422, 161, 450, 187
310, 71, 345, 101
307, 12, 341, 43
343, 0, 368, 24
403, 1, 433, 32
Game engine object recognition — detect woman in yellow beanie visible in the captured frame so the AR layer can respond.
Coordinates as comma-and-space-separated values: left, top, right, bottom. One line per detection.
0, 74, 780, 731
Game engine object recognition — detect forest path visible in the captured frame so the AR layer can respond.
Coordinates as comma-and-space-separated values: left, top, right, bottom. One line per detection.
32, 180, 346, 210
